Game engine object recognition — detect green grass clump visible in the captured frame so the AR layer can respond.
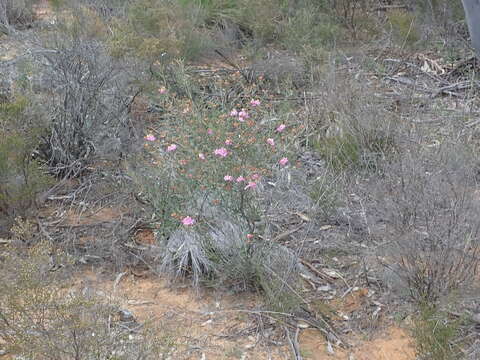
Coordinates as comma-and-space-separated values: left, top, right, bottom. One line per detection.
314, 130, 394, 172
413, 304, 462, 360
315, 134, 360, 171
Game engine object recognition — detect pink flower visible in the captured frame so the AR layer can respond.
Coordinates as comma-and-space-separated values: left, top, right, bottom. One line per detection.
279, 157, 289, 166
250, 99, 261, 107
207, 129, 213, 135
158, 87, 167, 94
181, 216, 195, 226
214, 147, 229, 157
144, 134, 156, 141
251, 174, 260, 180
247, 233, 254, 239
236, 176, 245, 183
224, 175, 234, 182
244, 182, 257, 190
230, 109, 238, 117
238, 109, 249, 121
266, 138, 275, 146
198, 153, 206, 160
225, 139, 233, 146
167, 144, 177, 152
276, 124, 286, 132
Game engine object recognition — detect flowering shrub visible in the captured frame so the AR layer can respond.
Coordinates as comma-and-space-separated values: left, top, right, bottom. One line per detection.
141, 93, 293, 233
132, 83, 302, 310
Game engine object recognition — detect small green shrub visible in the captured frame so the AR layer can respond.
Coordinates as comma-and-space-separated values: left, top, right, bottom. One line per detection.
0, 97, 52, 224
388, 10, 420, 47
413, 304, 462, 360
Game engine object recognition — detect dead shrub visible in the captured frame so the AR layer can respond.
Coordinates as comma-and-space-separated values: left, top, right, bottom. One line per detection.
35, 13, 144, 176
0, 0, 35, 34
376, 145, 480, 303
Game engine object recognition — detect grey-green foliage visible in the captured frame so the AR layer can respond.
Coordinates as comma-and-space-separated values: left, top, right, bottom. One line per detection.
158, 209, 302, 312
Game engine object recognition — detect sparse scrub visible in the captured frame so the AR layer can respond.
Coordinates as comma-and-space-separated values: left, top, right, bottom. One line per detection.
408, 0, 465, 26
108, 0, 348, 61
0, 242, 173, 359
279, 6, 340, 52
327, 0, 367, 39
3, 0, 480, 356
109, 0, 213, 61
404, 0, 466, 51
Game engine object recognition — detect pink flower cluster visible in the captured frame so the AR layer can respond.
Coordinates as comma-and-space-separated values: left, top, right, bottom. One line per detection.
244, 181, 257, 190
229, 99, 261, 122
167, 144, 177, 152
144, 134, 156, 142
279, 157, 289, 166
182, 216, 195, 226
214, 147, 229, 157
223, 174, 260, 191
230, 108, 250, 122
